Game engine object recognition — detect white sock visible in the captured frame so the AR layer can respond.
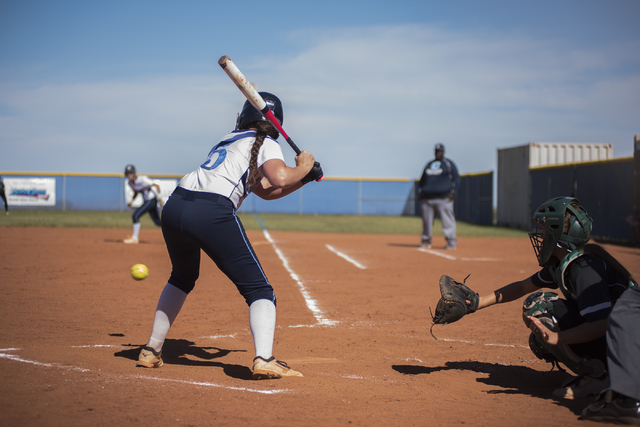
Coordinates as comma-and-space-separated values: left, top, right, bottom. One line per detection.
249, 299, 276, 359
132, 222, 141, 239
146, 283, 188, 352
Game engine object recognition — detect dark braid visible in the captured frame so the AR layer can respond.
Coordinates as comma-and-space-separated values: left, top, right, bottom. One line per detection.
245, 121, 279, 186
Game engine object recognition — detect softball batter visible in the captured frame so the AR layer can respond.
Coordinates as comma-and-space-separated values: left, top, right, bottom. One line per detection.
137, 92, 321, 379
123, 165, 162, 244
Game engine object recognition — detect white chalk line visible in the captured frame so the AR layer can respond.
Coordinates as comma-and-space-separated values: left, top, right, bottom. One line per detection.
438, 338, 528, 349
201, 333, 238, 340
325, 245, 367, 269
417, 247, 500, 261
0, 347, 289, 395
262, 229, 338, 326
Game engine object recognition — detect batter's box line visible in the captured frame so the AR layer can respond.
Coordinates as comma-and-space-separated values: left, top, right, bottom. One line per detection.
0, 347, 291, 395
325, 244, 367, 269
417, 247, 501, 261
258, 225, 338, 327
439, 338, 528, 349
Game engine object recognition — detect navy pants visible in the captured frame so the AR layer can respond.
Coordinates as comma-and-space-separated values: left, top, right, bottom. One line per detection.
133, 198, 162, 226
161, 187, 275, 306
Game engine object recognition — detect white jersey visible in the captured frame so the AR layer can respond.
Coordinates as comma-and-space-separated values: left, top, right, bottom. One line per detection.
128, 175, 158, 201
178, 130, 285, 210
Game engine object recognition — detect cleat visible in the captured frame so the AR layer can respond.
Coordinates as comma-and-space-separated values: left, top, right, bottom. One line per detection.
252, 356, 303, 380
420, 239, 431, 249
124, 236, 139, 244
136, 346, 163, 368
444, 244, 457, 250
553, 375, 608, 400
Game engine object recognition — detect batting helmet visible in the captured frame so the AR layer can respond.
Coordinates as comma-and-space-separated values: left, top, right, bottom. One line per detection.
236, 92, 283, 130
124, 164, 136, 176
529, 197, 592, 266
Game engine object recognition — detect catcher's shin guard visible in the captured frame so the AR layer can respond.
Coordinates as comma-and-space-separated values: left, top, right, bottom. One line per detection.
522, 291, 605, 378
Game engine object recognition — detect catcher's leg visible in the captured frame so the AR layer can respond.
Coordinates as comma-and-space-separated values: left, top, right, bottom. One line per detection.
522, 291, 606, 378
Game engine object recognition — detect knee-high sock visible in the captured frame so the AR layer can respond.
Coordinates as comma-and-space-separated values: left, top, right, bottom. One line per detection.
249, 299, 276, 359
147, 283, 188, 352
132, 222, 141, 239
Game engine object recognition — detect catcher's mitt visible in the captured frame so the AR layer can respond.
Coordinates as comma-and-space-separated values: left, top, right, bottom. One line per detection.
430, 274, 479, 339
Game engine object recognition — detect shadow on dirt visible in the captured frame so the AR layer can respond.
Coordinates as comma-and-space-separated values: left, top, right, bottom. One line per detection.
392, 360, 588, 415
114, 338, 252, 380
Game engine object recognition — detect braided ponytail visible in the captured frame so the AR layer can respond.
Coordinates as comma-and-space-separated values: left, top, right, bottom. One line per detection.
246, 121, 279, 186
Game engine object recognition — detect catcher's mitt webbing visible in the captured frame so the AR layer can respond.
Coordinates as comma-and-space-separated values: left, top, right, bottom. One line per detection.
430, 274, 479, 340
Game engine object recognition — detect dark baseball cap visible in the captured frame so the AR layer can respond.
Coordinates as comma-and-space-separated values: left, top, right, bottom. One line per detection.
434, 143, 445, 152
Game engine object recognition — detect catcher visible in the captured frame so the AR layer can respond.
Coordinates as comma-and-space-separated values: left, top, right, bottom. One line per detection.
431, 197, 638, 403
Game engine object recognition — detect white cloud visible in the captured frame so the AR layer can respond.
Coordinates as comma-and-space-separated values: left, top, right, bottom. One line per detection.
1, 24, 638, 178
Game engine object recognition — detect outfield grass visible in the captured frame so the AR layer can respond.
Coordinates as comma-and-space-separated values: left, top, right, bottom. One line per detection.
0, 209, 529, 238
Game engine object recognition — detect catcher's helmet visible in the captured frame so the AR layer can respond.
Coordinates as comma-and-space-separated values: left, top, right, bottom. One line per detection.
236, 92, 283, 130
124, 164, 136, 176
529, 197, 592, 266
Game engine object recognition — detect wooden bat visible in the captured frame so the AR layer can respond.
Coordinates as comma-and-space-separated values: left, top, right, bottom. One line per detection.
218, 55, 302, 154
218, 55, 322, 182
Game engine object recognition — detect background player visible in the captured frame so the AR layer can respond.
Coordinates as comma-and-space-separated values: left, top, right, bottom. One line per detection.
417, 143, 460, 250
137, 92, 322, 379
0, 175, 8, 215
124, 164, 162, 244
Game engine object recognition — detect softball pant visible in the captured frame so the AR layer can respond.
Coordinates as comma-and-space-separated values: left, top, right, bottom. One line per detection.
133, 198, 162, 226
161, 187, 276, 306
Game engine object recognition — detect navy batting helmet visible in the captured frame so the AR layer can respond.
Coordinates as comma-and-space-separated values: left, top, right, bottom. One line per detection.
236, 92, 283, 130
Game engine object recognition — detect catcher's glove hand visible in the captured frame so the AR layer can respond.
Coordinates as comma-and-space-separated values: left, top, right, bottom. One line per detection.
430, 274, 479, 339
302, 161, 324, 183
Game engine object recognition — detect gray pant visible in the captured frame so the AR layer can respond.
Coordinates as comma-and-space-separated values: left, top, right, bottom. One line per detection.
419, 198, 456, 245
607, 287, 640, 401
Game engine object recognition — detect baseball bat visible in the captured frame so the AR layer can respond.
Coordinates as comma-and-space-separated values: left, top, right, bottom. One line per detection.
218, 55, 303, 155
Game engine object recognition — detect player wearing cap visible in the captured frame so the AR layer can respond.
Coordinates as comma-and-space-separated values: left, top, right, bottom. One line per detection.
137, 92, 321, 379
123, 165, 163, 244
417, 143, 460, 250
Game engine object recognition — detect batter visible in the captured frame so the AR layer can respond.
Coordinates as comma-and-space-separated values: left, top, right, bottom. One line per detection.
137, 92, 320, 379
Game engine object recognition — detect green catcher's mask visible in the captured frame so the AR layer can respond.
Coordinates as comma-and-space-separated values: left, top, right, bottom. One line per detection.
529, 197, 592, 266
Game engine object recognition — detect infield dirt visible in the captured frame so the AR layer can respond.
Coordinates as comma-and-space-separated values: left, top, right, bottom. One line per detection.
1, 227, 639, 426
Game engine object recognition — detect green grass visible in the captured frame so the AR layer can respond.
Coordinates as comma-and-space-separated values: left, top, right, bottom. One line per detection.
0, 209, 529, 237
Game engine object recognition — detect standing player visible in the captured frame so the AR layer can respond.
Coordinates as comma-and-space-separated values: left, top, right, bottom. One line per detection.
433, 197, 637, 399
417, 143, 460, 249
137, 92, 322, 379
124, 165, 163, 244
0, 175, 8, 215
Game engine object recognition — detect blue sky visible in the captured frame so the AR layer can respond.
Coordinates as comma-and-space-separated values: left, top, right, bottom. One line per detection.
1, 0, 639, 179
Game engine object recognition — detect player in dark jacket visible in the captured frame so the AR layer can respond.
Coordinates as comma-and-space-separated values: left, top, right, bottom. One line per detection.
418, 143, 460, 249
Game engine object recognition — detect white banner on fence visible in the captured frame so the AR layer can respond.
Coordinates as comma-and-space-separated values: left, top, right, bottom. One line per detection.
5, 178, 56, 206
124, 178, 178, 208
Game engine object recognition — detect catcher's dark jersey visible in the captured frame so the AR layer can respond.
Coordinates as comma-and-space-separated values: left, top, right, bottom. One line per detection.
531, 253, 629, 323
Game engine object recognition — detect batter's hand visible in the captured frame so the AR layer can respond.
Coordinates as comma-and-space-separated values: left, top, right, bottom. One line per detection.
527, 316, 559, 345
295, 151, 315, 172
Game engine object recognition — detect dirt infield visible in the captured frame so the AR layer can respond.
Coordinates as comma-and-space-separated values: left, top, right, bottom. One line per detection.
1, 227, 639, 426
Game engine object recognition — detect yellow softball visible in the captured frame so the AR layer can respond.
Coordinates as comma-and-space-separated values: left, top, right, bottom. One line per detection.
130, 264, 149, 281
